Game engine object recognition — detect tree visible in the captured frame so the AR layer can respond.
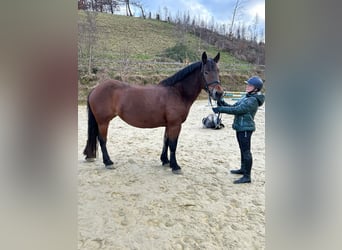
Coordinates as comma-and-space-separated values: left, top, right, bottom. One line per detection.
78, 0, 88, 10
79, 11, 98, 75
229, 0, 245, 39
104, 0, 120, 14
240, 22, 246, 40
252, 13, 259, 42
133, 1, 146, 18
124, 0, 133, 16
209, 16, 215, 32
163, 6, 168, 21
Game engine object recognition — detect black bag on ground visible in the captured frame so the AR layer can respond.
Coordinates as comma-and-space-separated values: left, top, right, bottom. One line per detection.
202, 113, 224, 129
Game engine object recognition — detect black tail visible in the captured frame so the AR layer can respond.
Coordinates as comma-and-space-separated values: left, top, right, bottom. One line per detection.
83, 94, 98, 159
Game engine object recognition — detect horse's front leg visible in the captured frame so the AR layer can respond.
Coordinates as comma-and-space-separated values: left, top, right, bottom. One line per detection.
167, 125, 183, 175
160, 128, 170, 165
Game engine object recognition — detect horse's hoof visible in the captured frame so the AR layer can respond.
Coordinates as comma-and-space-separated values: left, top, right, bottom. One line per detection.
85, 157, 96, 162
162, 162, 170, 167
105, 164, 116, 169
172, 169, 183, 175
161, 160, 170, 166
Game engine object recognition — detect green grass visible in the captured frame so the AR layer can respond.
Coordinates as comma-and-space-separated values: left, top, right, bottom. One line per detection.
78, 11, 262, 102
79, 12, 177, 62
79, 11, 251, 66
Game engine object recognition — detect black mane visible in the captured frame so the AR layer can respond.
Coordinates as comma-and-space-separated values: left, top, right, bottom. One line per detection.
160, 61, 202, 86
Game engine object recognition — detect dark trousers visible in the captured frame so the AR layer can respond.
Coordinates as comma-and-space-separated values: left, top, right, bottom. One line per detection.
236, 131, 253, 176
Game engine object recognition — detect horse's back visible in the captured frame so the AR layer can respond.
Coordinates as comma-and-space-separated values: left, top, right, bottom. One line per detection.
88, 80, 167, 125
88, 79, 190, 128
91, 79, 127, 95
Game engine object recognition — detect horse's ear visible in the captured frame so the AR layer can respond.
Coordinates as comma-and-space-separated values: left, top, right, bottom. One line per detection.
202, 51, 207, 64
214, 52, 220, 63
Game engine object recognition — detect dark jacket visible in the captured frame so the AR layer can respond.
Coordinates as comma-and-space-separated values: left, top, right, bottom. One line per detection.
218, 93, 265, 131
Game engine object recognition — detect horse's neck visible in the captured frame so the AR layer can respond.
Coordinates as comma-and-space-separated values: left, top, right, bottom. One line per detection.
179, 73, 203, 104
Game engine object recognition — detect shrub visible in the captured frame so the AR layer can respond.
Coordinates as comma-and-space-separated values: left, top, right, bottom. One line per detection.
163, 43, 197, 63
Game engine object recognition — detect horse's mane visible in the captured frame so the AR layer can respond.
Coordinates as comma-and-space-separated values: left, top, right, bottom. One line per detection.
159, 61, 202, 86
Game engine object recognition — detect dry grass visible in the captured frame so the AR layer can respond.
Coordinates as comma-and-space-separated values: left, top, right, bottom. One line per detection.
78, 11, 262, 102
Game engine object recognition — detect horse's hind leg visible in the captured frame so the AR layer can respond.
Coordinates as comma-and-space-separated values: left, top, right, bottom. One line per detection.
160, 129, 170, 165
98, 122, 114, 168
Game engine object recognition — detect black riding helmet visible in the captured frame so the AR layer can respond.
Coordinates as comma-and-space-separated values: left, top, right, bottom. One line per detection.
245, 76, 263, 92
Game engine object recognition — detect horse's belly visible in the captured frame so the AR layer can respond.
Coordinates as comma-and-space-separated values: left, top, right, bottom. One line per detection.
119, 110, 167, 128
122, 118, 166, 128
117, 87, 185, 128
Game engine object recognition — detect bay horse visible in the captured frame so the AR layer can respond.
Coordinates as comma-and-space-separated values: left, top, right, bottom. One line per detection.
83, 51, 223, 174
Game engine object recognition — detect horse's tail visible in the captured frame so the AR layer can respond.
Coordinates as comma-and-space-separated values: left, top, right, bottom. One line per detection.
83, 93, 98, 159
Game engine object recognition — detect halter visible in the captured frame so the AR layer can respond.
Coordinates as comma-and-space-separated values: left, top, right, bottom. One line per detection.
201, 62, 221, 94
204, 80, 221, 93
201, 62, 222, 121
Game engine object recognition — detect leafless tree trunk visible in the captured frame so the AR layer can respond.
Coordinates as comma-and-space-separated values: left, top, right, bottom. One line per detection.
252, 13, 259, 42
229, 0, 245, 39
125, 0, 133, 16
90, 0, 95, 11
118, 44, 130, 81
241, 22, 246, 40
81, 11, 98, 75
78, 0, 88, 10
133, 1, 146, 18
110, 3, 114, 14
88, 46, 93, 74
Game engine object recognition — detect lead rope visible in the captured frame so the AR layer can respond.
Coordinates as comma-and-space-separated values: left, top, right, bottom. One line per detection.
207, 93, 222, 127
202, 65, 222, 127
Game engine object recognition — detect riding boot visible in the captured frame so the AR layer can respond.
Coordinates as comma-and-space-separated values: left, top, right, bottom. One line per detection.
230, 167, 245, 174
234, 151, 252, 184
230, 154, 245, 175
230, 164, 245, 174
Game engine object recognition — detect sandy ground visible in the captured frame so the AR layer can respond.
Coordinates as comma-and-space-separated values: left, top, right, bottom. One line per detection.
78, 99, 265, 249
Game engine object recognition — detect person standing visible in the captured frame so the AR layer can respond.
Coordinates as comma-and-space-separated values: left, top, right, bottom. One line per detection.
212, 76, 265, 184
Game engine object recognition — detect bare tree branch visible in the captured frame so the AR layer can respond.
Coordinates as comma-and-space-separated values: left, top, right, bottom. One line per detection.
229, 0, 246, 39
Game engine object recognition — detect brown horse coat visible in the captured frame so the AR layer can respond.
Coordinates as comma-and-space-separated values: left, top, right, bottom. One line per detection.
84, 52, 223, 174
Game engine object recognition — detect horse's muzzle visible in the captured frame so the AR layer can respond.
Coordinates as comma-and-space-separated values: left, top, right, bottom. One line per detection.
210, 86, 224, 100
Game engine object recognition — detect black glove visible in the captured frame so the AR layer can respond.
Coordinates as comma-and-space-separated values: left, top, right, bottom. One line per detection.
212, 107, 222, 113
217, 99, 225, 106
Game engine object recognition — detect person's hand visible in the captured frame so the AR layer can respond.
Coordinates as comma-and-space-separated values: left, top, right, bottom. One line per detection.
217, 99, 225, 106
212, 107, 221, 113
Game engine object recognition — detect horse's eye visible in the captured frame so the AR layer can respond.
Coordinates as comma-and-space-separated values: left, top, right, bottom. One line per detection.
204, 71, 209, 75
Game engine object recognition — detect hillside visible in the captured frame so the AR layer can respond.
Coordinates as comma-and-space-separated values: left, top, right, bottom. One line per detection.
78, 11, 264, 102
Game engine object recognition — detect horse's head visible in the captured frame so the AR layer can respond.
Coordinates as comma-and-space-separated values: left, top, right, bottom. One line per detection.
201, 52, 224, 100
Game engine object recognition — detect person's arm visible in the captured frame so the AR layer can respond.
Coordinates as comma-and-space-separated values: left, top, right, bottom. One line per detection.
217, 98, 233, 107
213, 97, 257, 115
217, 94, 248, 107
